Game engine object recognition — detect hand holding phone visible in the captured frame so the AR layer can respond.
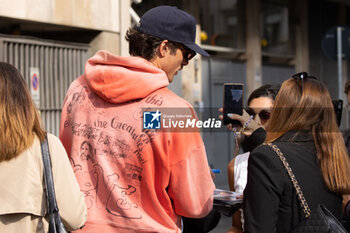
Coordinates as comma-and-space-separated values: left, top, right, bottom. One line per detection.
223, 83, 244, 126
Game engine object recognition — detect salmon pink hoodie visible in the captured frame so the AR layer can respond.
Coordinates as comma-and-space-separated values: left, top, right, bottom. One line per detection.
59, 50, 215, 233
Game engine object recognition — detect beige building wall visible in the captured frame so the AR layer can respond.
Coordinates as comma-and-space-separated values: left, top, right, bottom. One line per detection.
0, 0, 120, 31
0, 0, 132, 55
0, 0, 200, 103
90, 32, 120, 57
181, 25, 203, 106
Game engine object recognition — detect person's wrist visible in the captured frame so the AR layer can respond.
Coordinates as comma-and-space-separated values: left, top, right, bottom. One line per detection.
246, 119, 261, 132
233, 115, 254, 137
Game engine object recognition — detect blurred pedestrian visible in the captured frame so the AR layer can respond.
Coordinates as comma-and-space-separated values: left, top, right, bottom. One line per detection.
0, 62, 87, 232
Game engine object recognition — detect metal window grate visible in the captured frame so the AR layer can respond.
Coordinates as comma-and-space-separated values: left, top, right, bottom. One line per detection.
0, 35, 89, 136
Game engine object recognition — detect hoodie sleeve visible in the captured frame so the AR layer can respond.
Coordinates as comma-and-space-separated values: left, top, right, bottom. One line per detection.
166, 123, 215, 218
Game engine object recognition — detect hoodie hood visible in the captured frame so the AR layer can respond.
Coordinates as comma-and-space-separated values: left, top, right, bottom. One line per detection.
85, 50, 169, 104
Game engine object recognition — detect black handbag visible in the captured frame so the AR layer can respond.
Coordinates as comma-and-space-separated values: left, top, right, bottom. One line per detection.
41, 135, 70, 233
265, 143, 348, 233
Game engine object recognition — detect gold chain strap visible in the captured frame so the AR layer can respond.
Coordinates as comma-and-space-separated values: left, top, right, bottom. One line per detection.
264, 142, 311, 218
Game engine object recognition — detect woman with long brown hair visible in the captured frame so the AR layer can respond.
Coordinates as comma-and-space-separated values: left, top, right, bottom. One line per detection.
0, 62, 87, 232
243, 73, 350, 232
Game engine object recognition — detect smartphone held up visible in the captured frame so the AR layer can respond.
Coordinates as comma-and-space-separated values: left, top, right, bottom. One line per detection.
222, 83, 244, 126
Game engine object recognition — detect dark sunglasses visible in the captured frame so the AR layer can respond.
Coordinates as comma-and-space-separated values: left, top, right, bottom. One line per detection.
292, 72, 317, 93
178, 44, 196, 61
245, 107, 271, 122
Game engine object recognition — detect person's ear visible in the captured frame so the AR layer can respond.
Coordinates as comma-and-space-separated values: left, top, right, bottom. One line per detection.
158, 40, 169, 57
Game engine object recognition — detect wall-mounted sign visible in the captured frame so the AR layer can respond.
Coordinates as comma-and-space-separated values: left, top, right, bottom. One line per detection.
30, 67, 40, 108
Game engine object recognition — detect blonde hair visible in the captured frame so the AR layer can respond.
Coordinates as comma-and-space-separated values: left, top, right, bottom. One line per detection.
266, 77, 350, 194
0, 62, 46, 161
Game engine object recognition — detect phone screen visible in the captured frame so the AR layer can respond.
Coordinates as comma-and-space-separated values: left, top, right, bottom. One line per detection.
223, 83, 243, 125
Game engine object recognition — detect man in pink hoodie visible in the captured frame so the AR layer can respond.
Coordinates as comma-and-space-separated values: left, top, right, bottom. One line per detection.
60, 5, 217, 233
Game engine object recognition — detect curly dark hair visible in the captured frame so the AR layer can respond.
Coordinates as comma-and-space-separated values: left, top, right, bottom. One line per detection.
125, 28, 178, 61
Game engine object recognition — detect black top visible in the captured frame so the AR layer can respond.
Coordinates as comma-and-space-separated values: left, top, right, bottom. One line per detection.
243, 131, 342, 233
242, 127, 266, 152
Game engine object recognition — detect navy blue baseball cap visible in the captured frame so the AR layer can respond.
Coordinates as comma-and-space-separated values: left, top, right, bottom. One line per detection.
138, 6, 209, 57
